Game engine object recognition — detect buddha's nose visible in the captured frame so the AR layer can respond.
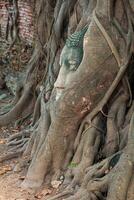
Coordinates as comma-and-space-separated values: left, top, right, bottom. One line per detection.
54, 67, 67, 89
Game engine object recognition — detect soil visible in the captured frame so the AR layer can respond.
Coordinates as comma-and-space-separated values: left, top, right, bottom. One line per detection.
0, 128, 58, 200
0, 97, 57, 200
0, 123, 32, 200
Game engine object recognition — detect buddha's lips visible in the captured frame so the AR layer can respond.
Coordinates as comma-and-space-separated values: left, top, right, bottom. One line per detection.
55, 86, 65, 89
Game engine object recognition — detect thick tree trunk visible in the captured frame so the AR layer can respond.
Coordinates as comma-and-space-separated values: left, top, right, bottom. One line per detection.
21, 0, 134, 193
1, 0, 134, 199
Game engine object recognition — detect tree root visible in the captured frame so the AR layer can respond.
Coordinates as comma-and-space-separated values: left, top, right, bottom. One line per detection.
0, 104, 14, 115
83, 151, 121, 187
13, 133, 36, 172
65, 189, 91, 200
15, 113, 32, 127
12, 84, 23, 105
64, 114, 104, 188
49, 152, 121, 200
67, 114, 134, 200
127, 174, 134, 200
7, 129, 31, 153
23, 129, 38, 157
0, 129, 31, 165
119, 124, 129, 150
32, 91, 42, 126
8, 138, 29, 152
13, 100, 51, 180
30, 101, 51, 158
53, 111, 134, 200
124, 100, 134, 127
13, 129, 38, 173
0, 83, 35, 127
102, 91, 128, 157
7, 138, 28, 147
47, 189, 74, 200
0, 145, 26, 163
7, 129, 30, 143
105, 113, 134, 200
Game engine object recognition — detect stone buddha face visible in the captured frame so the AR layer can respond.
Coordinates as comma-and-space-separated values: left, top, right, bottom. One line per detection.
54, 26, 88, 100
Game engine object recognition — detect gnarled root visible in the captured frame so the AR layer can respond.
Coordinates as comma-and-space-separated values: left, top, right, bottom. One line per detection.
106, 113, 134, 200
7, 129, 31, 152
0, 83, 35, 127
32, 91, 42, 126
102, 90, 129, 157
14, 99, 51, 174
7, 129, 31, 144
62, 113, 134, 200
0, 151, 22, 163
46, 189, 74, 200
0, 143, 27, 163
48, 150, 121, 200
64, 113, 104, 189
13, 124, 39, 172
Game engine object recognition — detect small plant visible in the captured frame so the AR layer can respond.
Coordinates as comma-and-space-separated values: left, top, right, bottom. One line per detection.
68, 162, 78, 168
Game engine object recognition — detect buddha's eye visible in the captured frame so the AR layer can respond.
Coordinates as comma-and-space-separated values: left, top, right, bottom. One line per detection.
64, 59, 70, 68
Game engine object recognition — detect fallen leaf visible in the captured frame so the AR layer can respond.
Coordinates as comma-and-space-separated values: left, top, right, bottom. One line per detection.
3, 165, 12, 171
35, 188, 52, 199
0, 169, 6, 175
34, 194, 42, 199
51, 180, 62, 189
0, 165, 12, 175
0, 139, 6, 144
42, 188, 52, 196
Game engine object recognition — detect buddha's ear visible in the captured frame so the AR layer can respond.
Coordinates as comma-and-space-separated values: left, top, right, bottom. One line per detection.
59, 46, 66, 66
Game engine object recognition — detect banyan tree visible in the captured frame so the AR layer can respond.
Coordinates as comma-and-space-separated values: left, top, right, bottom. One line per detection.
0, 0, 134, 199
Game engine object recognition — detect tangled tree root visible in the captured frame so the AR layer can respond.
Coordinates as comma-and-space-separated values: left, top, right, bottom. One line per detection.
102, 89, 129, 157
0, 82, 35, 127
0, 129, 32, 164
46, 189, 74, 200
45, 94, 133, 199
13, 127, 38, 172
0, 144, 26, 163
7, 129, 31, 143
48, 112, 134, 200
7, 129, 31, 151
63, 114, 104, 189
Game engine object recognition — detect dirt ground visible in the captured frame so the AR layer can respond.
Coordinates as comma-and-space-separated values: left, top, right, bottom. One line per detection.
0, 172, 33, 200
0, 100, 57, 200
0, 129, 33, 200
0, 127, 57, 200
0, 171, 55, 200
